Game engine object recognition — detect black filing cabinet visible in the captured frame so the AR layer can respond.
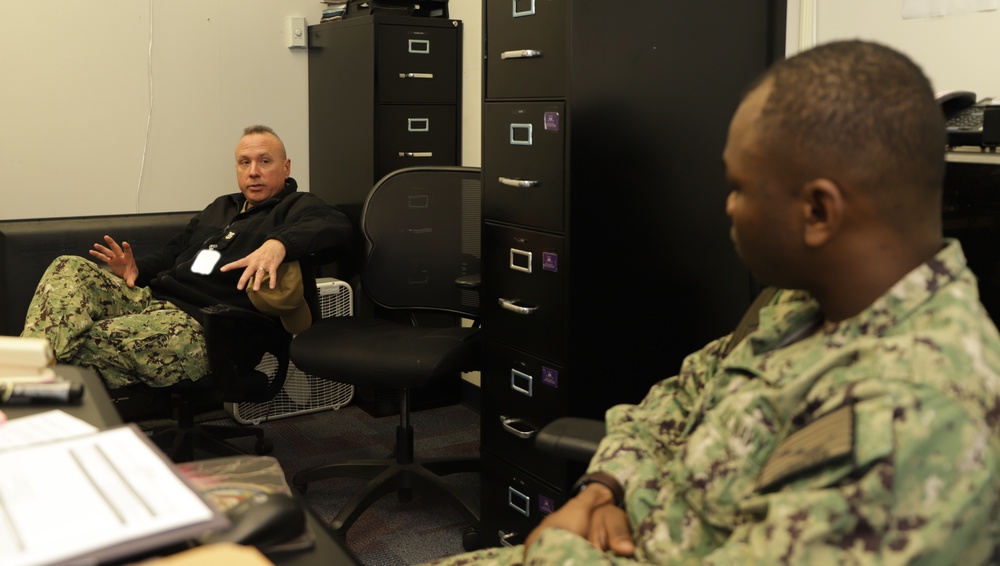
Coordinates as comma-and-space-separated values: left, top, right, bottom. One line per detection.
478, 0, 785, 548
308, 15, 462, 238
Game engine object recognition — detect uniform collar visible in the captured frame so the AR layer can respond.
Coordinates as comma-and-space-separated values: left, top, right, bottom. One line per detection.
748, 239, 969, 355
234, 177, 299, 211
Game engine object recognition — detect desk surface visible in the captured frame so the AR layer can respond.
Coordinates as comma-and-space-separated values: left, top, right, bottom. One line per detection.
946, 147, 1000, 164
2, 365, 124, 428
4, 366, 358, 566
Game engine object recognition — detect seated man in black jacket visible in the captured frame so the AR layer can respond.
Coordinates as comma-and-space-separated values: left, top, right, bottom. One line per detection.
21, 125, 352, 389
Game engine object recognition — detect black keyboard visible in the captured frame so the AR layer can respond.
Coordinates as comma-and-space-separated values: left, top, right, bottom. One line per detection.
947, 106, 985, 131
947, 105, 987, 147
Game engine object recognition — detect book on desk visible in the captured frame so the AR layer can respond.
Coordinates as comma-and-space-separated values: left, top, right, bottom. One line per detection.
0, 337, 74, 417
0, 411, 230, 566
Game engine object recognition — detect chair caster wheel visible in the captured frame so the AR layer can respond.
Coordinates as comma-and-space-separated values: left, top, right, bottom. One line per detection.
462, 526, 481, 552
255, 437, 273, 455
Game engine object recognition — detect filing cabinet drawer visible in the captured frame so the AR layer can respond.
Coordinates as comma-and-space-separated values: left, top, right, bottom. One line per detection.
483, 102, 566, 232
485, 0, 568, 100
482, 342, 570, 487
480, 451, 567, 548
483, 223, 565, 362
377, 104, 458, 175
378, 24, 458, 104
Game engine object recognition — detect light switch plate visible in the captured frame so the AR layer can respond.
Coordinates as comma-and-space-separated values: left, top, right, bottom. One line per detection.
286, 16, 307, 49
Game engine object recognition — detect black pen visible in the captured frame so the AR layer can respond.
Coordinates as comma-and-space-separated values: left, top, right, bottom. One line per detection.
0, 381, 84, 404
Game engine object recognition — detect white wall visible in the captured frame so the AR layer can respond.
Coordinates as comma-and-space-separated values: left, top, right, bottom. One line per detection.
455, 3, 482, 168
788, 0, 1000, 96
13, 1, 994, 221
1, 1, 482, 221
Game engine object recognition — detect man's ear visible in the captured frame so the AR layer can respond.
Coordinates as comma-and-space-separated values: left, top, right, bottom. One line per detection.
799, 178, 843, 248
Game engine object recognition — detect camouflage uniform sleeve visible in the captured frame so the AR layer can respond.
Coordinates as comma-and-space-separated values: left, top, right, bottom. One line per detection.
587, 334, 733, 503
701, 390, 1000, 564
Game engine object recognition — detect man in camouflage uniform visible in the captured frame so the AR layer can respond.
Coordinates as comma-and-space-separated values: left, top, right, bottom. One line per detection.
21, 125, 352, 389
429, 41, 1000, 564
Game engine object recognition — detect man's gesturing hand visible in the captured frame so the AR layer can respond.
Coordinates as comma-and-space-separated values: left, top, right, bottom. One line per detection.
90, 235, 139, 287
220, 239, 288, 291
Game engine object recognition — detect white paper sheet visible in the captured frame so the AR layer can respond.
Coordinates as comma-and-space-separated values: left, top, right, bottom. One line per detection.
0, 425, 226, 566
903, 0, 997, 19
0, 409, 98, 451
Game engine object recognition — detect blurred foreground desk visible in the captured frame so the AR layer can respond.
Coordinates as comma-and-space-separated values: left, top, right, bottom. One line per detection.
4, 366, 358, 566
2, 365, 123, 428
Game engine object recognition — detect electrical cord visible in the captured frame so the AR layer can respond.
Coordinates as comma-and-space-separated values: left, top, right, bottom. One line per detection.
135, 0, 154, 213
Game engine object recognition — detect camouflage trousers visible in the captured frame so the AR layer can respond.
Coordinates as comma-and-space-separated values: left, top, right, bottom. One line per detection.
20, 255, 209, 388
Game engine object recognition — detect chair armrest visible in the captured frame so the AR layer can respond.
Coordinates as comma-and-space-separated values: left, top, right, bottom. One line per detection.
201, 303, 278, 325
200, 304, 292, 402
201, 304, 287, 355
534, 417, 606, 463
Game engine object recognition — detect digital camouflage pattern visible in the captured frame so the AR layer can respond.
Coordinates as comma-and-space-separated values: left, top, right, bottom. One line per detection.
430, 239, 1000, 565
21, 255, 209, 388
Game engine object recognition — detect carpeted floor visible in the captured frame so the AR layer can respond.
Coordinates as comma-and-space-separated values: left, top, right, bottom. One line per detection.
215, 401, 481, 565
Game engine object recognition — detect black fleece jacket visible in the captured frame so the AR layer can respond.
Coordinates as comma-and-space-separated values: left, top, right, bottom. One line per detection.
133, 178, 352, 323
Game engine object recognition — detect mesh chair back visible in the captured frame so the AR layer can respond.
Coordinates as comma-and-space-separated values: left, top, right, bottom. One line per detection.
360, 166, 481, 318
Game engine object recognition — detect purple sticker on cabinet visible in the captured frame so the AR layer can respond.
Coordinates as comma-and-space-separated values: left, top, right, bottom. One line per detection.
544, 112, 560, 131
541, 366, 558, 388
542, 252, 558, 272
538, 495, 556, 515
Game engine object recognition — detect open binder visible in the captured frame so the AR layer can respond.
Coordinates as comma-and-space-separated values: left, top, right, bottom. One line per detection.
0, 422, 229, 566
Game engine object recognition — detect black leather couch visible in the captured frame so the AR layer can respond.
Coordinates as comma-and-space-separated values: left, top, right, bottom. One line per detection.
0, 212, 194, 336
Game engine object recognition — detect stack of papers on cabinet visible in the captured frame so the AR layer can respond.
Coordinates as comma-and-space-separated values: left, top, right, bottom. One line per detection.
0, 412, 229, 566
321, 0, 347, 22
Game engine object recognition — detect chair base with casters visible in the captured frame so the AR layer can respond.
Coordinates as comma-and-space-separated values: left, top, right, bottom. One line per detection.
127, 303, 294, 463
135, 377, 274, 462
290, 315, 482, 550
292, 387, 480, 548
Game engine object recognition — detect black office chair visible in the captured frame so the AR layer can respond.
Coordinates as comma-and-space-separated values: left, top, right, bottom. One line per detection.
535, 287, 780, 463
288, 166, 482, 546
129, 267, 326, 463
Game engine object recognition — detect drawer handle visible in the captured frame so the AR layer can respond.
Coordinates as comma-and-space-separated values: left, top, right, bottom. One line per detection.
498, 176, 541, 188
500, 415, 538, 439
498, 298, 539, 315
501, 49, 542, 59
399, 72, 434, 79
498, 529, 520, 547
398, 151, 434, 158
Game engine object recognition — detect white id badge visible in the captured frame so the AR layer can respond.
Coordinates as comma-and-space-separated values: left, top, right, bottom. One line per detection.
191, 249, 221, 275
